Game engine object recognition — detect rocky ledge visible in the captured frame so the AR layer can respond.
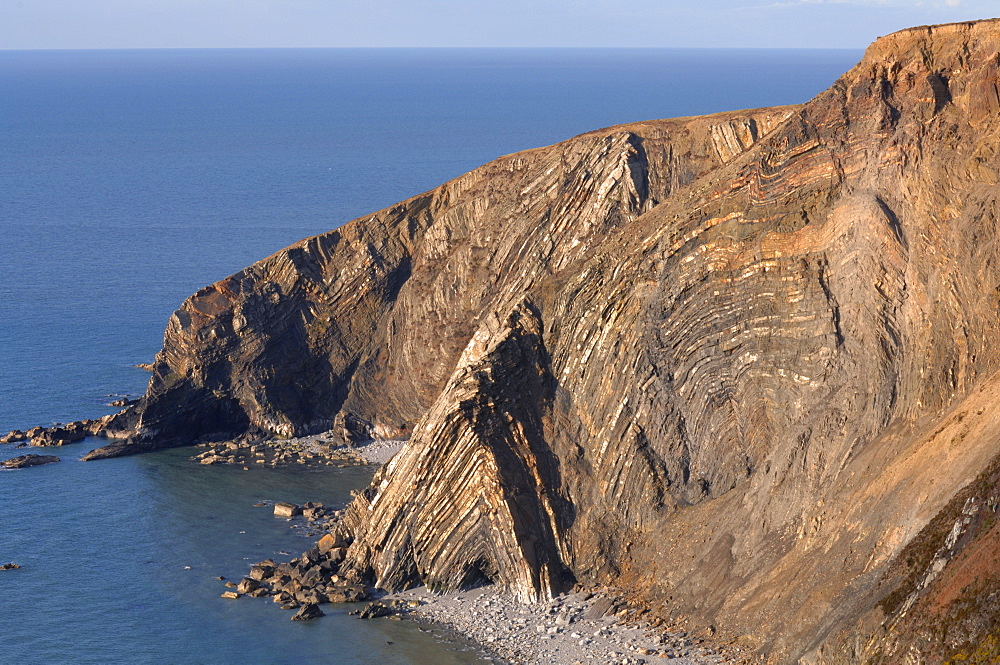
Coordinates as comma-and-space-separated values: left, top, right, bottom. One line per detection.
3, 454, 60, 469
2, 410, 135, 448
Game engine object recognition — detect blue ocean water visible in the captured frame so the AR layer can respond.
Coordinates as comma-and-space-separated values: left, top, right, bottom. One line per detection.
0, 48, 861, 664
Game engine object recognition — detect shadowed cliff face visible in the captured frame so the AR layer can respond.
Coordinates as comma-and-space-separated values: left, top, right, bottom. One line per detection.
88, 19, 1000, 664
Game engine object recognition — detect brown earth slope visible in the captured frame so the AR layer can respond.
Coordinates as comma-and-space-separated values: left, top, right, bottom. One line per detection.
87, 19, 1000, 664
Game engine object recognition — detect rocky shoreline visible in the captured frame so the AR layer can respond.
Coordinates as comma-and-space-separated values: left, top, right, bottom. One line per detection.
228, 523, 744, 665
226, 488, 743, 665
5, 416, 739, 663
1, 414, 119, 447
191, 432, 405, 468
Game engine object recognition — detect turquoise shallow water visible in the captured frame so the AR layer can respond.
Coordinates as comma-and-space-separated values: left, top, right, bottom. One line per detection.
0, 48, 862, 663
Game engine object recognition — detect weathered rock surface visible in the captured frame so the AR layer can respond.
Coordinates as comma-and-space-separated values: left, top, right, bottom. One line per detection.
6, 411, 136, 450
81, 19, 1000, 664
0, 430, 26, 444
3, 454, 60, 469
290, 603, 324, 621
273, 502, 301, 518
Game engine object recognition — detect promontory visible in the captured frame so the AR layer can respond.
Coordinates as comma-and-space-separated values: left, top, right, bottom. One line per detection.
83, 20, 1000, 664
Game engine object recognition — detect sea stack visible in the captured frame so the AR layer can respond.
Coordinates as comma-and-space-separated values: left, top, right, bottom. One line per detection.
85, 20, 1000, 664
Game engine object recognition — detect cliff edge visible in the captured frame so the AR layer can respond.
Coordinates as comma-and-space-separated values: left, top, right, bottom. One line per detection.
88, 19, 1000, 663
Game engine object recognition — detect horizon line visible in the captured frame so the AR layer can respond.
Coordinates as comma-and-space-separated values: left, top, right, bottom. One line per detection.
0, 45, 866, 53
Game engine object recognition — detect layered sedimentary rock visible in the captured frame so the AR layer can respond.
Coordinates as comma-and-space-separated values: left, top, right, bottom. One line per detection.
88, 19, 1000, 663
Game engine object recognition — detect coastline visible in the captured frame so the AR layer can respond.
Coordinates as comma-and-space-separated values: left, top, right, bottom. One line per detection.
9, 423, 741, 664
215, 437, 744, 665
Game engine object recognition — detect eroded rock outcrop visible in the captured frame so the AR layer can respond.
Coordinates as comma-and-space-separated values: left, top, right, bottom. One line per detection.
84, 19, 1000, 663
3, 454, 60, 469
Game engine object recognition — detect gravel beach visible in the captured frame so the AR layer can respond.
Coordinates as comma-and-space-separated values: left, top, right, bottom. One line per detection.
386, 586, 746, 665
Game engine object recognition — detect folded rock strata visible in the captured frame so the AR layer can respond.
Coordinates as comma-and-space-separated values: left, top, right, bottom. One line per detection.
86, 19, 1000, 664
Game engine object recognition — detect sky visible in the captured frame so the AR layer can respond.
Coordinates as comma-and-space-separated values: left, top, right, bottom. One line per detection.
0, 0, 995, 50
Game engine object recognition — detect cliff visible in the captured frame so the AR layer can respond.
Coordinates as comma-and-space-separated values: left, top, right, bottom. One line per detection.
87, 20, 1000, 663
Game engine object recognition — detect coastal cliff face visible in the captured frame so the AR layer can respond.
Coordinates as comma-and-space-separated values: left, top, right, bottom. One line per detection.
88, 20, 1000, 663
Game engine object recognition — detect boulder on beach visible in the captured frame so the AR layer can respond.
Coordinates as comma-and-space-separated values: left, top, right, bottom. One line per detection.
3, 454, 60, 469
317, 532, 348, 553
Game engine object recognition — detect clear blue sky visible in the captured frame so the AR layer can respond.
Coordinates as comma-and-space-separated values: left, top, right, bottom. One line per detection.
1, 0, 994, 50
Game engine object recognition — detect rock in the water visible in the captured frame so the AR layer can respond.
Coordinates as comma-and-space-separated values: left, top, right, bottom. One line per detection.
357, 601, 394, 619
248, 563, 275, 581
29, 425, 86, 446
290, 603, 324, 621
0, 563, 21, 570
3, 455, 60, 469
273, 502, 301, 518
220, 591, 240, 599
0, 430, 26, 444
236, 577, 261, 595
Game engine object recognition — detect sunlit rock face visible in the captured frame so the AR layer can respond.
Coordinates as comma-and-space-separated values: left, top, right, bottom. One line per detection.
89, 19, 1000, 664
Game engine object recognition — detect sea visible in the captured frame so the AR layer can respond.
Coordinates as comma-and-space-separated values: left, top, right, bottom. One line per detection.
0, 48, 861, 664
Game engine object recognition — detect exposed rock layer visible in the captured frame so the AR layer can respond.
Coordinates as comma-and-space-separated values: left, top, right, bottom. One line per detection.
87, 19, 1000, 663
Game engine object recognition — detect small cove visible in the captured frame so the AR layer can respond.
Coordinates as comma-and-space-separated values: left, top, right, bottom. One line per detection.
0, 439, 491, 664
